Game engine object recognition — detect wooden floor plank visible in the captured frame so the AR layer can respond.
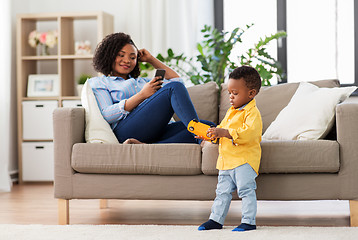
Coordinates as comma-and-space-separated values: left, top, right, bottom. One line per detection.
0, 183, 350, 226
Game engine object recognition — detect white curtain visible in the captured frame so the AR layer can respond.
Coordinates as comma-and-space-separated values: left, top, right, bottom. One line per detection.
0, 0, 12, 192
127, 0, 214, 58
116, 0, 213, 85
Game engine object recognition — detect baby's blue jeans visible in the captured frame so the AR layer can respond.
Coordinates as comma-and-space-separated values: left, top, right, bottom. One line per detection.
114, 81, 214, 143
210, 163, 258, 225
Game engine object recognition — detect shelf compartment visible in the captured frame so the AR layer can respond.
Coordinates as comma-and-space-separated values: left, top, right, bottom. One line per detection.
18, 17, 59, 57
16, 11, 114, 182
60, 58, 96, 97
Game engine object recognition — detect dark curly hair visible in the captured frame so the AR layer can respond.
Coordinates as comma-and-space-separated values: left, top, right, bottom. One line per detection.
229, 65, 262, 93
93, 32, 140, 78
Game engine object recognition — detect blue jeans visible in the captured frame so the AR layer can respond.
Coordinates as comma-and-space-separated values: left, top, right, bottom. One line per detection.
113, 81, 215, 143
210, 163, 258, 225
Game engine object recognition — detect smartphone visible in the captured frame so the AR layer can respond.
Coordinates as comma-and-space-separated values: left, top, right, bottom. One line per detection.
154, 69, 166, 82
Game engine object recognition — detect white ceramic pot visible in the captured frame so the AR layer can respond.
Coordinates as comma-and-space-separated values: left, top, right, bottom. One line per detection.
76, 84, 84, 96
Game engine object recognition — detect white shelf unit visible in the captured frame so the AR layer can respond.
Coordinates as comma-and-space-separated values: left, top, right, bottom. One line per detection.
16, 12, 113, 182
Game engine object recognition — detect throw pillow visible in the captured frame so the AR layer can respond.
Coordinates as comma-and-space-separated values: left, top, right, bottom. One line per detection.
262, 82, 357, 140
220, 79, 340, 132
81, 81, 119, 144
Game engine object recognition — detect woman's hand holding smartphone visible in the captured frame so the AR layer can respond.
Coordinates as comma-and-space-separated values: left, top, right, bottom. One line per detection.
151, 69, 165, 88
141, 69, 166, 98
154, 69, 166, 83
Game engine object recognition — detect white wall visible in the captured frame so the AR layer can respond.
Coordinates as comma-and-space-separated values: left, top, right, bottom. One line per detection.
8, 1, 30, 175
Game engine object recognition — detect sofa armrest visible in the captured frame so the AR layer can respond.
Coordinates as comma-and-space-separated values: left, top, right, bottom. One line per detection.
53, 107, 85, 199
336, 102, 358, 200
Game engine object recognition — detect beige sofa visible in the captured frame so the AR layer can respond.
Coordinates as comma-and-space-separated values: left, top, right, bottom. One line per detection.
53, 80, 358, 226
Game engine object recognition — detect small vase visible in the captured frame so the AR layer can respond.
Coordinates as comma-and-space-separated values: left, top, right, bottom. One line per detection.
39, 44, 50, 55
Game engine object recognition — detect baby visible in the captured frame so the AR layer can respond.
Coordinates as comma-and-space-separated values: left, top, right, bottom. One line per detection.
198, 66, 263, 232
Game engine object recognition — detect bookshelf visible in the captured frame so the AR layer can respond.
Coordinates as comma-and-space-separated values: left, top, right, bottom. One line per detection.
16, 12, 113, 182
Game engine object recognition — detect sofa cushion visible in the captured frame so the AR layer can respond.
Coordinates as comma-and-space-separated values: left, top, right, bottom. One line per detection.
201, 140, 339, 175
71, 143, 202, 175
174, 81, 219, 124
81, 81, 119, 144
201, 142, 220, 175
219, 79, 340, 133
262, 82, 356, 140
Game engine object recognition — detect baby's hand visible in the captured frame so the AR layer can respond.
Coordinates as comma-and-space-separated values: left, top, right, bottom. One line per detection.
207, 127, 218, 139
195, 131, 215, 142
194, 135, 205, 140
207, 127, 232, 139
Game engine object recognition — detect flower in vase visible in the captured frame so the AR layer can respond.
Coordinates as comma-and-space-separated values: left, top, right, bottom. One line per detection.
28, 30, 58, 54
28, 30, 40, 48
45, 31, 58, 48
39, 32, 47, 45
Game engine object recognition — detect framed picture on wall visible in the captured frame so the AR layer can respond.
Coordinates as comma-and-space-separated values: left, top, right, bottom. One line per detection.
27, 74, 59, 97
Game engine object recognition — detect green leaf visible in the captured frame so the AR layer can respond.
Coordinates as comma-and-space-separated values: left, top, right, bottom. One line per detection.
167, 48, 174, 57
197, 43, 204, 55
156, 53, 164, 62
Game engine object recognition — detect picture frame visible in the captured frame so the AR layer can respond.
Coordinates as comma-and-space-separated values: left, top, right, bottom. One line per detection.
27, 74, 59, 97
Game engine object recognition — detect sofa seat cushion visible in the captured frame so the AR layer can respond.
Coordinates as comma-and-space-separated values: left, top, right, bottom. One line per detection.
71, 143, 202, 175
201, 140, 339, 175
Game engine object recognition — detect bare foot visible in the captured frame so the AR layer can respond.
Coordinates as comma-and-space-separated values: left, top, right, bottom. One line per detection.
123, 138, 145, 144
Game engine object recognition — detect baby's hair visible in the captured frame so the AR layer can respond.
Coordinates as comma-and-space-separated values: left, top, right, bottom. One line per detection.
93, 32, 140, 78
229, 66, 262, 93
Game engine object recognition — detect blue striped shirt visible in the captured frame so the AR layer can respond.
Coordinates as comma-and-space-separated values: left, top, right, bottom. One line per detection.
88, 75, 183, 129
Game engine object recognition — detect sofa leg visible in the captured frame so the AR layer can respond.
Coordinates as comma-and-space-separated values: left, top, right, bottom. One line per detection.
58, 199, 69, 225
100, 199, 108, 209
350, 200, 358, 227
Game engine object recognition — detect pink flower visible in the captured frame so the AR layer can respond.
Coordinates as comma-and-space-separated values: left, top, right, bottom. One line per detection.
28, 30, 58, 49
39, 32, 47, 44
28, 30, 39, 48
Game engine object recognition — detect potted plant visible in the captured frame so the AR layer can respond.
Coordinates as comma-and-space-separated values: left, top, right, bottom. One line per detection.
76, 74, 92, 96
140, 24, 286, 88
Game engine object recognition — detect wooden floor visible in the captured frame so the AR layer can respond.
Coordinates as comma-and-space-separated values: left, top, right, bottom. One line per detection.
0, 183, 350, 226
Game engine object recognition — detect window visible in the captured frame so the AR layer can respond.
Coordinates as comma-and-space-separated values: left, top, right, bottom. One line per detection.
220, 0, 356, 86
287, 0, 354, 84
224, 0, 279, 84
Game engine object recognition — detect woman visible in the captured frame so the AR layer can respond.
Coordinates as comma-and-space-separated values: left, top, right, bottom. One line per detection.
90, 32, 213, 143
